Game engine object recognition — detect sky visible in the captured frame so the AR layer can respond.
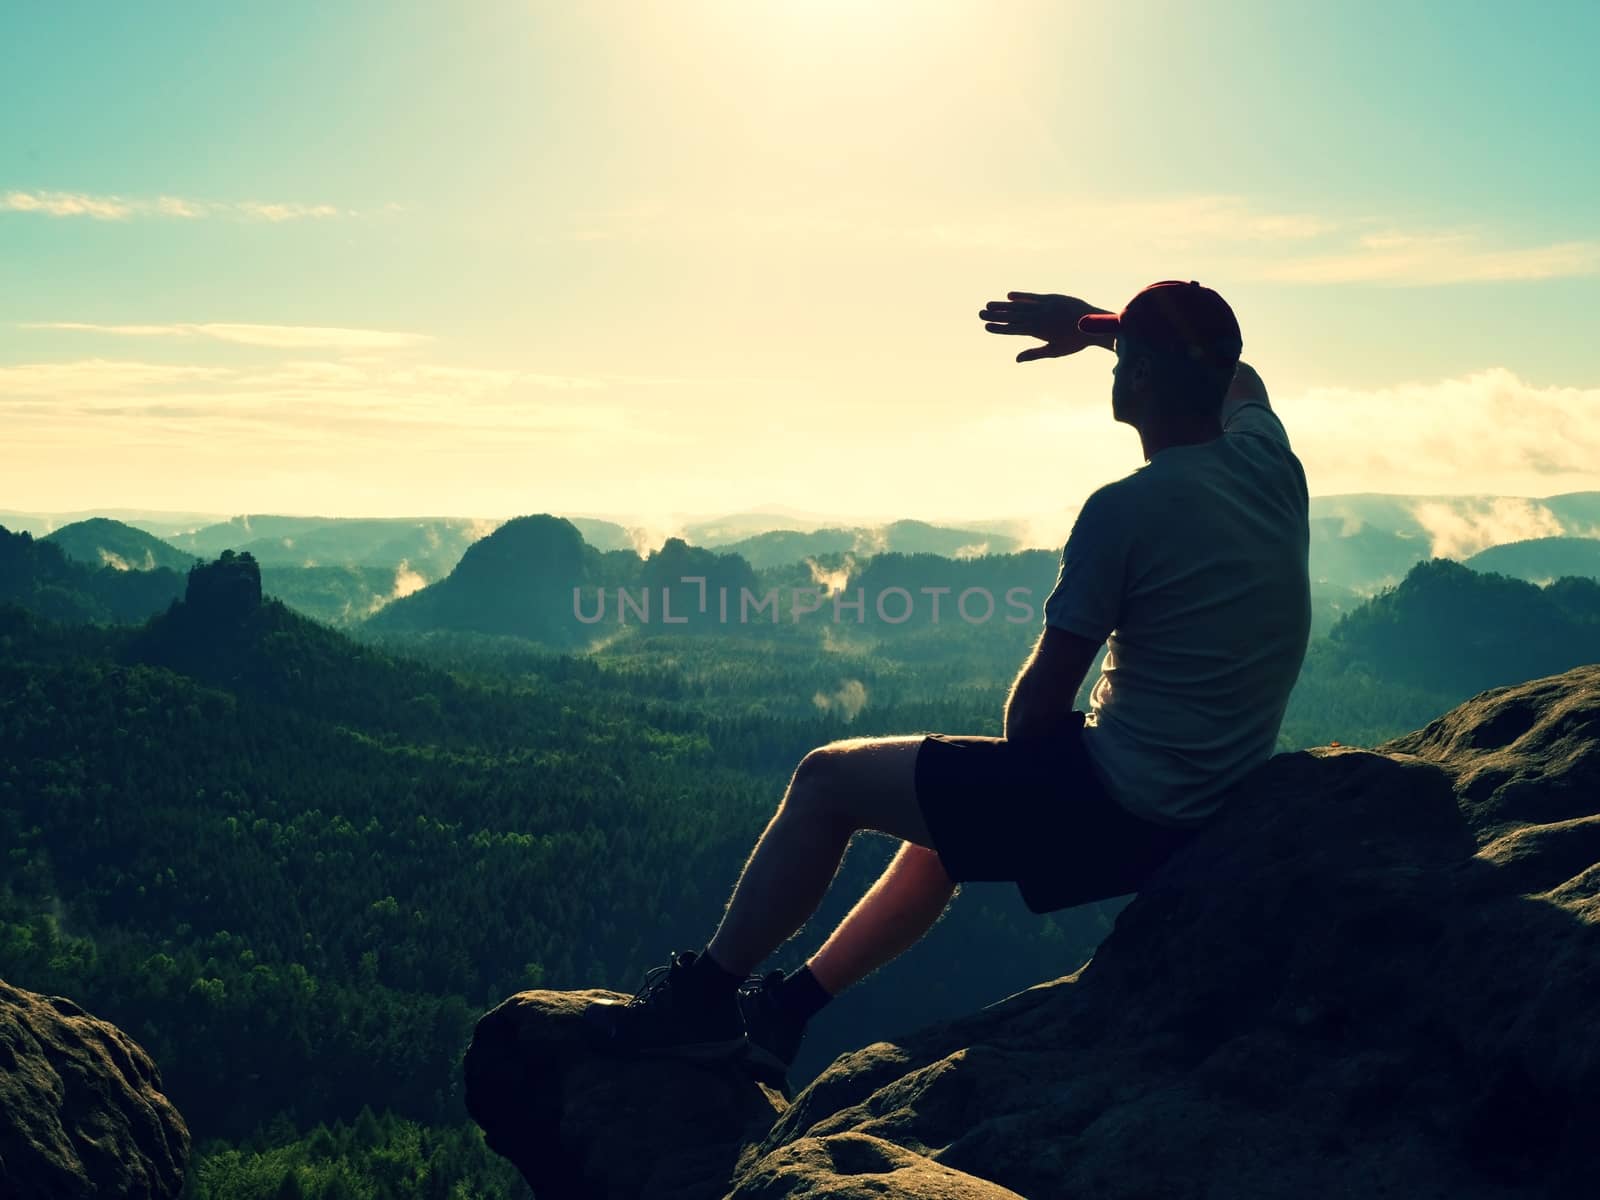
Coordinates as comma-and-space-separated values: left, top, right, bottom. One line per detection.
3, 0, 1599, 541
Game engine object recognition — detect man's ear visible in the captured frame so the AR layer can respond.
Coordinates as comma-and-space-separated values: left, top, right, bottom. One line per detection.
1129, 352, 1153, 389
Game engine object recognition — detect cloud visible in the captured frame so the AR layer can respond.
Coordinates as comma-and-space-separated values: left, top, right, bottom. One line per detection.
812, 679, 868, 722
569, 194, 1334, 253
896, 196, 1337, 253
1288, 368, 1600, 496
234, 201, 342, 223
1254, 231, 1600, 285
390, 559, 429, 600
3, 190, 348, 222
156, 196, 204, 218
566, 193, 1600, 286
25, 321, 431, 350
0, 355, 667, 452
2, 190, 134, 219
0, 359, 233, 396
1410, 497, 1566, 560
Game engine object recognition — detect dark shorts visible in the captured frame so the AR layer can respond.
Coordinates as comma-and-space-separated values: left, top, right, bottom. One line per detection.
914, 711, 1203, 914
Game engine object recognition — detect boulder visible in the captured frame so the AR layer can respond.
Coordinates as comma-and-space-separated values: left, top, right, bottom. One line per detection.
0, 979, 189, 1199
466, 663, 1600, 1198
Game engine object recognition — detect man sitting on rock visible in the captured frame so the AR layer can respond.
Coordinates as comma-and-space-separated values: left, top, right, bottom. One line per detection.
587, 280, 1313, 1091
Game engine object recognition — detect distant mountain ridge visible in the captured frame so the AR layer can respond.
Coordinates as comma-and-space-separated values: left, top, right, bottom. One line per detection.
1465, 536, 1600, 583
366, 515, 763, 645
163, 514, 500, 577
43, 517, 197, 573
722, 520, 1022, 569
7, 494, 1599, 607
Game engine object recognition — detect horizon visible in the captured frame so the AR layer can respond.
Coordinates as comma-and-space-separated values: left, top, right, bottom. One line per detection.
7, 483, 1600, 565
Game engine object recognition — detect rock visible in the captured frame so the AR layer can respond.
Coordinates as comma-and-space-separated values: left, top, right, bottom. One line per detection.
0, 979, 189, 1199
465, 663, 1600, 1199
184, 549, 263, 622
464, 988, 783, 1199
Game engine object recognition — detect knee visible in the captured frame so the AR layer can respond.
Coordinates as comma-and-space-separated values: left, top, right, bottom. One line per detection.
786, 743, 855, 828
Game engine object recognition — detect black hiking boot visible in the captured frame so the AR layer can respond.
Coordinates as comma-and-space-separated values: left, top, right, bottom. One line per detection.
737, 971, 808, 1097
584, 950, 747, 1060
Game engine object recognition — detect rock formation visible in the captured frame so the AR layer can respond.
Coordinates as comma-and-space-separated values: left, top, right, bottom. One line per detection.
465, 663, 1600, 1198
0, 979, 189, 1199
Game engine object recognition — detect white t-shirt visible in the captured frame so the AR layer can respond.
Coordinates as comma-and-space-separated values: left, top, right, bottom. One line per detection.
1042, 398, 1311, 827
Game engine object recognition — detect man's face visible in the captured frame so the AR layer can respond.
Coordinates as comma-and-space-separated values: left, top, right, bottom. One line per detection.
1111, 336, 1146, 427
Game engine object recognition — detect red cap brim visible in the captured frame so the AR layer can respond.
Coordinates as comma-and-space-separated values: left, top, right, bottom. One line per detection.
1077, 313, 1119, 334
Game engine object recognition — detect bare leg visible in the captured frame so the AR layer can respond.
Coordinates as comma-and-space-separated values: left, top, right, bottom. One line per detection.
705, 736, 933, 977
806, 841, 956, 995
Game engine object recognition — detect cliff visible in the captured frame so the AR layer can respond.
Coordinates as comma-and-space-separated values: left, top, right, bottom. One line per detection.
465, 663, 1600, 1198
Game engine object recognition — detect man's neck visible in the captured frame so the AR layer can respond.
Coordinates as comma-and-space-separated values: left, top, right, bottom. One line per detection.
1139, 420, 1223, 461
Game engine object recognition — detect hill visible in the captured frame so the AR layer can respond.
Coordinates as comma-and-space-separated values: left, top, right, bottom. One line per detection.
43, 516, 197, 572
722, 520, 1022, 569
0, 525, 184, 625
1465, 535, 1600, 583
364, 513, 606, 646
367, 515, 765, 644
1327, 557, 1600, 697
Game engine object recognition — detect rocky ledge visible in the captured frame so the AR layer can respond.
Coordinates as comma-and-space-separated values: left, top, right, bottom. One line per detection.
466, 663, 1600, 1199
1, 978, 190, 1199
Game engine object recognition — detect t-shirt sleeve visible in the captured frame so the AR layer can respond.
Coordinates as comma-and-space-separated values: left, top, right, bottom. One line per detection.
1220, 363, 1291, 450
1222, 399, 1292, 450
1042, 485, 1128, 642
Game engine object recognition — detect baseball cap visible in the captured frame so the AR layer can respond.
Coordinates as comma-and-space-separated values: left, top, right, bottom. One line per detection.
1078, 280, 1242, 365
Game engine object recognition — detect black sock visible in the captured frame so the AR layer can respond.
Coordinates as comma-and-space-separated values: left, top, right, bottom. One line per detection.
774, 965, 832, 1026
685, 947, 743, 996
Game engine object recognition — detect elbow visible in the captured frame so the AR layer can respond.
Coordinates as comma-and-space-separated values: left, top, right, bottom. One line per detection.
1229, 361, 1269, 404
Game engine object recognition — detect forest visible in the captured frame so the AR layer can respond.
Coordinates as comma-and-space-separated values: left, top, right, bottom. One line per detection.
4, 521, 1600, 1198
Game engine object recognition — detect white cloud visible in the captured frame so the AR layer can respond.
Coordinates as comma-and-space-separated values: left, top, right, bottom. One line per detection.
1410, 497, 1566, 559
234, 201, 342, 223
25, 321, 431, 350
156, 196, 205, 218
3, 190, 347, 222
1254, 231, 1600, 285
0, 359, 232, 396
3, 190, 134, 219
0, 355, 659, 448
1288, 368, 1600, 496
567, 193, 1599, 286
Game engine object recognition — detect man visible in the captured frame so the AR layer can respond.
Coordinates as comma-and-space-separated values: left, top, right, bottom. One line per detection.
586, 281, 1312, 1092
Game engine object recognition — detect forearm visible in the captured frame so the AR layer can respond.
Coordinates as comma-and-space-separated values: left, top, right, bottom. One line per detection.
1004, 665, 1066, 742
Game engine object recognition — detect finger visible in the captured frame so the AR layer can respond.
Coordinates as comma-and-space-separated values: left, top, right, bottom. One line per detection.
1006, 292, 1045, 302
985, 322, 1037, 335
980, 301, 1020, 316
1016, 346, 1060, 363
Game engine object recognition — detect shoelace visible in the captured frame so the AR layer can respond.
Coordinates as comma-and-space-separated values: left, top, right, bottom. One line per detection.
625, 963, 676, 1010
739, 970, 784, 999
